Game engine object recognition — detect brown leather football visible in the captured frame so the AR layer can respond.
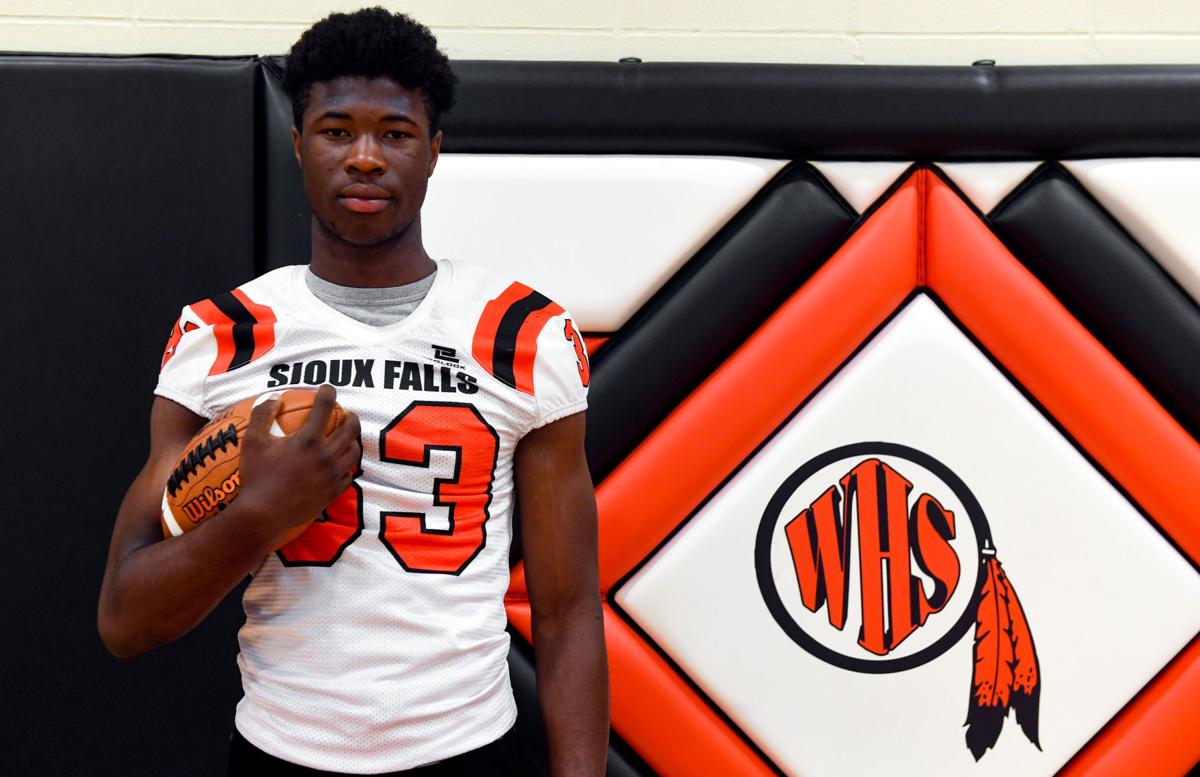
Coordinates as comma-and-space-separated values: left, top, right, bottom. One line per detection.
161, 389, 346, 546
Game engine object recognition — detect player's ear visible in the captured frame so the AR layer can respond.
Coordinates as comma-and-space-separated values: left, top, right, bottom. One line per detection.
292, 126, 302, 167
427, 130, 442, 177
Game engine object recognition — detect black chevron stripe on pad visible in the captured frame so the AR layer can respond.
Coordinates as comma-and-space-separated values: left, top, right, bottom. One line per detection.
585, 163, 856, 481
989, 164, 1200, 442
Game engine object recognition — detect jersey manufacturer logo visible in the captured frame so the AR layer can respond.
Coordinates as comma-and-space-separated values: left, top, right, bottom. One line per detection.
432, 345, 460, 366
754, 442, 1041, 760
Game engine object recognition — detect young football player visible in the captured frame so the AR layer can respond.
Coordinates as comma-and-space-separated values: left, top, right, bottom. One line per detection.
97, 8, 608, 776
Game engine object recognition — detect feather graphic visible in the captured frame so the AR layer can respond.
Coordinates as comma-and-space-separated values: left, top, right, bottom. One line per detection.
965, 556, 1014, 760
963, 551, 1043, 760
1001, 566, 1042, 750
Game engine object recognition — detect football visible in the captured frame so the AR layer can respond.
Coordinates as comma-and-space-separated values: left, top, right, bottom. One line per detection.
161, 389, 346, 546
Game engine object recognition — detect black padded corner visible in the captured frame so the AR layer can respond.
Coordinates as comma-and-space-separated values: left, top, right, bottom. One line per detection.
586, 164, 855, 480
258, 57, 312, 271
990, 165, 1200, 441
507, 630, 653, 777
0, 54, 259, 775
444, 62, 1200, 159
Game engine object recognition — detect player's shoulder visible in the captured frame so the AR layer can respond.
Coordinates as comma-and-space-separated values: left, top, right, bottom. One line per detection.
435, 260, 589, 404
170, 265, 294, 334
436, 258, 523, 305
160, 265, 297, 376
236, 264, 298, 303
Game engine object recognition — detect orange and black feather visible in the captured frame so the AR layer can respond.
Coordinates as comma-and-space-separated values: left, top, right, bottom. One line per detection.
1001, 566, 1042, 750
965, 557, 1014, 760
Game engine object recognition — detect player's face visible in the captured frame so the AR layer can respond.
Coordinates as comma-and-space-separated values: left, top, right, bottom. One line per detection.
293, 76, 442, 247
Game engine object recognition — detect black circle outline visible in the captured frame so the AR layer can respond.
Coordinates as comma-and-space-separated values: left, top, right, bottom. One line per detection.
754, 442, 993, 673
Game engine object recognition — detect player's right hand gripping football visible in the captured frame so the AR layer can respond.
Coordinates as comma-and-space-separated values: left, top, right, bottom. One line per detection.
237, 384, 362, 548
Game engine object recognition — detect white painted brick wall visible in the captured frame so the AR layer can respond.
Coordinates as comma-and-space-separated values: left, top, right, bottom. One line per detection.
1, 0, 1198, 64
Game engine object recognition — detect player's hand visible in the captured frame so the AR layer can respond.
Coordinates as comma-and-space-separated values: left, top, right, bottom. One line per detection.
237, 385, 362, 546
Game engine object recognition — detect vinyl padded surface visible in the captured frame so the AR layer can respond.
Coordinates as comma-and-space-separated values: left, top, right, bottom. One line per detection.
809, 160, 911, 214
0, 54, 258, 776
990, 165, 1200, 443
1063, 157, 1200, 306
422, 154, 787, 332
936, 161, 1041, 215
10, 52, 1200, 777
260, 58, 311, 272
444, 62, 1200, 159
616, 296, 1200, 776
585, 164, 855, 480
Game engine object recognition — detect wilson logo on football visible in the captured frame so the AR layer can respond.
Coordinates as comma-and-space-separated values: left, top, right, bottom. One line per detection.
754, 442, 1041, 760
181, 471, 241, 521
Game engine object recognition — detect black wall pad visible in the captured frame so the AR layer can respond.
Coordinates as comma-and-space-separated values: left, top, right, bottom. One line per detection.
507, 631, 653, 777
585, 164, 855, 480
990, 165, 1200, 441
443, 62, 1200, 159
0, 55, 258, 775
259, 58, 312, 271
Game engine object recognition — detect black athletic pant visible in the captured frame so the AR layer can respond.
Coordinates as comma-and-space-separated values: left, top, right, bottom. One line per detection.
226, 726, 542, 776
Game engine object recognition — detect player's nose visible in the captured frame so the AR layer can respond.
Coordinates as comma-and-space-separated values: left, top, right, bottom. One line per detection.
344, 134, 386, 175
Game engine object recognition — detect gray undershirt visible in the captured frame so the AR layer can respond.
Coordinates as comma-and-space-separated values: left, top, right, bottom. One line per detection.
305, 266, 436, 327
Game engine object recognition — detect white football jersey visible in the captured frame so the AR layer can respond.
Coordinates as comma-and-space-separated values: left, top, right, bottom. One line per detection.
155, 260, 590, 773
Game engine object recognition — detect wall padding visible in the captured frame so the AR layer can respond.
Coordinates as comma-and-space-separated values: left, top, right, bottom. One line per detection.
0, 54, 259, 777
990, 164, 1200, 443
585, 164, 856, 480
1063, 158, 1200, 306
422, 154, 787, 332
6, 55, 1199, 777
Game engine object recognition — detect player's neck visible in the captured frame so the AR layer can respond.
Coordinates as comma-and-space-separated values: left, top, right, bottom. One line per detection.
308, 217, 436, 288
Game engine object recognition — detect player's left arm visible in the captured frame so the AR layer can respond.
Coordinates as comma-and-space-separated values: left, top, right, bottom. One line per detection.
515, 409, 609, 777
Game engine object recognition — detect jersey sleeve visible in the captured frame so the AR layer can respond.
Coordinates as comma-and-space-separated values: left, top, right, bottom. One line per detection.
531, 311, 590, 429
460, 267, 589, 429
154, 305, 216, 418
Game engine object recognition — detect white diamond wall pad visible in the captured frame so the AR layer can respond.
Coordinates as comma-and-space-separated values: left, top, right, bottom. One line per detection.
615, 294, 1200, 777
1063, 158, 1200, 306
421, 155, 788, 332
937, 162, 1041, 215
809, 161, 912, 214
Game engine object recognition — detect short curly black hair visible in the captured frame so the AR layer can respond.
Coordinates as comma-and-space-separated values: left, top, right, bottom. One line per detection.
283, 7, 457, 134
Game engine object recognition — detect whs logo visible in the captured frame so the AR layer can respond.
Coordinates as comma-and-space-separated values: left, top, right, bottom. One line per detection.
755, 443, 1041, 760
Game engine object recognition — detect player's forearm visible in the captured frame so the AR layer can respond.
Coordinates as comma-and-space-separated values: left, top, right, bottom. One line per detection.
534, 602, 610, 777
98, 501, 276, 658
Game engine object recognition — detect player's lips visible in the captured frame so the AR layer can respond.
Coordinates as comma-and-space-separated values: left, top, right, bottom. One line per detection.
338, 184, 392, 214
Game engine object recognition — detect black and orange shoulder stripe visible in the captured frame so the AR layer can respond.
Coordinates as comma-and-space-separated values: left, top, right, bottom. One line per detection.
188, 288, 277, 375
472, 281, 564, 395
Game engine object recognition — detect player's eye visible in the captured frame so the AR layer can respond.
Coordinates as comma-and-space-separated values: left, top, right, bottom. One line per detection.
321, 127, 351, 138
383, 130, 410, 140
